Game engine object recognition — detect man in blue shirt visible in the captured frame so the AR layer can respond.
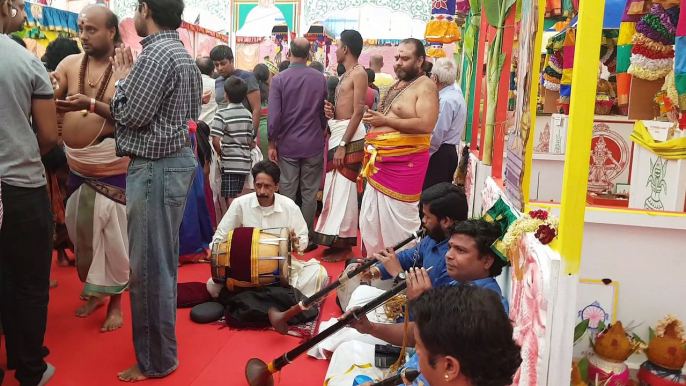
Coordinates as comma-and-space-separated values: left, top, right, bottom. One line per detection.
344, 218, 509, 386
364, 182, 468, 289
424, 58, 466, 191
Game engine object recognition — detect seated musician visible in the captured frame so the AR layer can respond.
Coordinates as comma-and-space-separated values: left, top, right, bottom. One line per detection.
209, 160, 308, 254
322, 219, 509, 385
360, 285, 521, 386
337, 182, 467, 311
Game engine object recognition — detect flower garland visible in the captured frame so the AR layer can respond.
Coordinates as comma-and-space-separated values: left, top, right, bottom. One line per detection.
500, 210, 559, 254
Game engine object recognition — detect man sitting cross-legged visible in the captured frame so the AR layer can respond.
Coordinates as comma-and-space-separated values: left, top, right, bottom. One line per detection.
209, 160, 308, 253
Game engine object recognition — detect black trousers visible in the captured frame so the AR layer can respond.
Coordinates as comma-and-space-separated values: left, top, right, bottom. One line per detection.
423, 144, 458, 191
0, 183, 52, 386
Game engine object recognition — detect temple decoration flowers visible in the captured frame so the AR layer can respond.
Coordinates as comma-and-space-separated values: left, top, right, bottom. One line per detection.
425, 0, 461, 58
500, 209, 559, 254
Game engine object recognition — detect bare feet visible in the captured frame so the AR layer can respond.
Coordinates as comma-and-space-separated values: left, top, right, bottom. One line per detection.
321, 247, 354, 263
101, 295, 124, 332
118, 365, 148, 382
75, 296, 106, 318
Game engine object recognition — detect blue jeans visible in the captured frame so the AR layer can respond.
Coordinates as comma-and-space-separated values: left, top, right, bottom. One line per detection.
126, 147, 196, 377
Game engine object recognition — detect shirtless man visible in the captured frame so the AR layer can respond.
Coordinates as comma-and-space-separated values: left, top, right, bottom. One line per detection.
316, 29, 368, 262
51, 5, 129, 333
359, 38, 439, 266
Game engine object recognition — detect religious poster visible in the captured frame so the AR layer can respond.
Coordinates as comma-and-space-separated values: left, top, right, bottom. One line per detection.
587, 121, 632, 193
504, 0, 540, 210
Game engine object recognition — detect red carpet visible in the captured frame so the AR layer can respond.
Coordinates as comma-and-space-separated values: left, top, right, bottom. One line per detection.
0, 247, 350, 386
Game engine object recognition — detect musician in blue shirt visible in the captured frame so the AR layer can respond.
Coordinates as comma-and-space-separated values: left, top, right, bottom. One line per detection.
364, 182, 468, 289
345, 219, 509, 386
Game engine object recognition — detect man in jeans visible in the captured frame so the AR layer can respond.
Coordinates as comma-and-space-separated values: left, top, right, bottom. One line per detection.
0, 0, 59, 384
268, 37, 328, 251
110, 0, 202, 381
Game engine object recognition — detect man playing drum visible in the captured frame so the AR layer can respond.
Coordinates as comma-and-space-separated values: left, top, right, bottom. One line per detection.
209, 160, 308, 254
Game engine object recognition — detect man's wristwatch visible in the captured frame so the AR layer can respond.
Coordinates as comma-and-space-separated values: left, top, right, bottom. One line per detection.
394, 271, 407, 284
338, 140, 346, 148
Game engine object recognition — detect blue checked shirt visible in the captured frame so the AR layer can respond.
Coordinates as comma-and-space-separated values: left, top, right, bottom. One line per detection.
112, 30, 202, 159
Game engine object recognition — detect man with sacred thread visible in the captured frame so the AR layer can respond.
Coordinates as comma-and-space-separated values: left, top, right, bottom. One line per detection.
359, 38, 440, 264
317, 29, 368, 263
51, 5, 129, 334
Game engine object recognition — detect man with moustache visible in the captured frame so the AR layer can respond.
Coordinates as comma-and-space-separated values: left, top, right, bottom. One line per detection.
359, 38, 439, 261
0, 0, 59, 383
109, 0, 202, 380
51, 5, 129, 334
316, 29, 367, 262
210, 160, 308, 254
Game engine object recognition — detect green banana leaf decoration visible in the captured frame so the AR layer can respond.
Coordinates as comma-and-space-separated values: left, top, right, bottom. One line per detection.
483, 0, 517, 165
462, 0, 482, 137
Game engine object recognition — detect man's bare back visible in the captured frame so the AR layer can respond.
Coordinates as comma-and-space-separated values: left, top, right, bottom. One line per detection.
363, 75, 438, 135
55, 53, 116, 149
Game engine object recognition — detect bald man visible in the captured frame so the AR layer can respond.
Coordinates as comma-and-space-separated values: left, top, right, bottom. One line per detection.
267, 37, 328, 251
369, 54, 394, 99
196, 57, 218, 124
51, 5, 129, 333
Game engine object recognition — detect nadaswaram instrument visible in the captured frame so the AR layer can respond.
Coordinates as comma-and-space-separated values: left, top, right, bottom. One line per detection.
245, 266, 434, 386
210, 227, 292, 291
371, 368, 420, 386
268, 228, 425, 334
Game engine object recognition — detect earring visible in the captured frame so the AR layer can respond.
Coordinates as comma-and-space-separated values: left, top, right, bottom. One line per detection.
444, 374, 449, 380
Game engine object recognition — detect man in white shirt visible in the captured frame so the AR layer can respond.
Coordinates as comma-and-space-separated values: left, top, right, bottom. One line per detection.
210, 160, 309, 253
424, 57, 466, 191
196, 57, 218, 125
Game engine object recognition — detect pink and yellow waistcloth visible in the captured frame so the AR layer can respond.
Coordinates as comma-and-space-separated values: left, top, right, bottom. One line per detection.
359, 132, 431, 203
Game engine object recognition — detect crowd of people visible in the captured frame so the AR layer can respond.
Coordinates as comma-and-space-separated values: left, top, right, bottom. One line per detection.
0, 0, 523, 384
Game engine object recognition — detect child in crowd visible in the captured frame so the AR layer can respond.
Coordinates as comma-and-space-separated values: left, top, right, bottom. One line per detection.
210, 76, 256, 207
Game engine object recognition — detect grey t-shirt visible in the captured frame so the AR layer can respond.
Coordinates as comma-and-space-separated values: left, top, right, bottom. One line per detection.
214, 69, 259, 111
0, 34, 53, 188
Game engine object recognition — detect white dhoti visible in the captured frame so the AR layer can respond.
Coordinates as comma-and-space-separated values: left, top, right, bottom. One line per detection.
309, 285, 394, 360
323, 341, 383, 386
65, 139, 129, 296
359, 183, 421, 258
314, 119, 366, 248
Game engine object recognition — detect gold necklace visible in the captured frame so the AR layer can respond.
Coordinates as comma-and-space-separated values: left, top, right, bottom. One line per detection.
86, 60, 108, 88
